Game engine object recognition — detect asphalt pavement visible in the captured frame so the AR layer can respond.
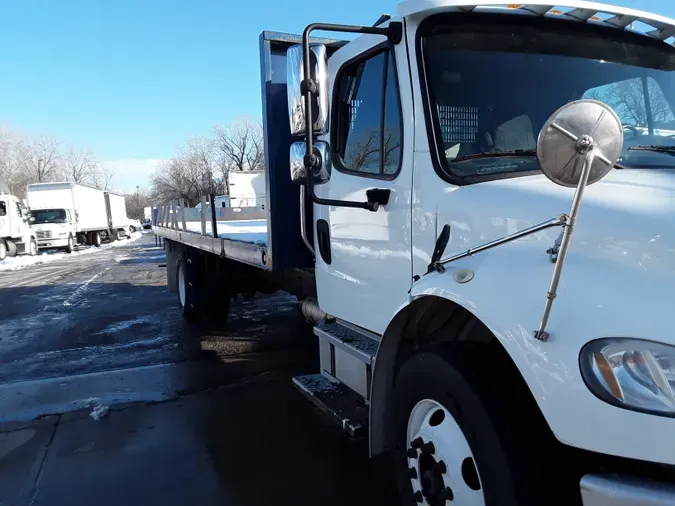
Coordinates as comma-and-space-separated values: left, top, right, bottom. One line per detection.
0, 233, 398, 506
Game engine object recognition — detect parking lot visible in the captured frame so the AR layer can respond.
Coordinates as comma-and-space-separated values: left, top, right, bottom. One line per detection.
0, 233, 398, 506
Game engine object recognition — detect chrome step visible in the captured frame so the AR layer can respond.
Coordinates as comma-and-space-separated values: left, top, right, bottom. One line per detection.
314, 320, 380, 400
292, 373, 368, 437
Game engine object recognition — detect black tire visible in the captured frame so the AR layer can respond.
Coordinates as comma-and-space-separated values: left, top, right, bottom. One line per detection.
93, 232, 102, 247
390, 346, 566, 506
28, 238, 37, 256
6, 240, 17, 257
176, 256, 198, 323
129, 226, 136, 234
0, 240, 6, 261
65, 235, 75, 253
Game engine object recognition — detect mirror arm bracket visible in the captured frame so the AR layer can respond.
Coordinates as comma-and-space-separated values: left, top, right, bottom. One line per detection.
429, 216, 567, 274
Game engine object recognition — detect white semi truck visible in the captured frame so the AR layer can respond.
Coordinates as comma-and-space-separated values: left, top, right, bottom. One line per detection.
0, 181, 37, 260
27, 182, 128, 251
153, 2, 675, 504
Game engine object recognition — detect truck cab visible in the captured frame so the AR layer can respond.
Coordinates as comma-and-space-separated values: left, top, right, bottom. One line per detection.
156, 1, 675, 503
279, 2, 675, 504
29, 208, 78, 252
0, 193, 37, 260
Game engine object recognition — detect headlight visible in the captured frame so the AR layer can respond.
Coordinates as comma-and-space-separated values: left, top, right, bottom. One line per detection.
581, 339, 675, 416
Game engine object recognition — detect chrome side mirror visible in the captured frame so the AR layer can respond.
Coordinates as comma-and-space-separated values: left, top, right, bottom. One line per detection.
537, 99, 622, 188
287, 44, 329, 136
532, 99, 623, 340
290, 141, 331, 185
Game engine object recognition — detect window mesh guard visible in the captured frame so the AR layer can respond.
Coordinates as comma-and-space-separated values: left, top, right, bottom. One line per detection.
437, 105, 479, 145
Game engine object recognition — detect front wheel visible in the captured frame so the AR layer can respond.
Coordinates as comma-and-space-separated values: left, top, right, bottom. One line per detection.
6, 240, 17, 257
29, 238, 37, 256
65, 235, 75, 253
391, 348, 563, 506
93, 232, 102, 247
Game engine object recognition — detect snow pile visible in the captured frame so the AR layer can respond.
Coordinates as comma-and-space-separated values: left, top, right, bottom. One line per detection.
0, 232, 143, 272
89, 403, 110, 421
184, 219, 268, 246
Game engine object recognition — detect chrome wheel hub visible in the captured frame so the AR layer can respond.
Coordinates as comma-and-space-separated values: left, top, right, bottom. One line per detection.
406, 399, 485, 505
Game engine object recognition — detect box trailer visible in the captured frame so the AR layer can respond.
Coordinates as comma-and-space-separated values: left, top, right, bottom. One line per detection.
152, 3, 675, 504
104, 191, 129, 239
27, 182, 128, 251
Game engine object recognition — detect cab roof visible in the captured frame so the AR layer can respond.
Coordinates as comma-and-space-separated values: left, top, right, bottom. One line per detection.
396, 0, 675, 45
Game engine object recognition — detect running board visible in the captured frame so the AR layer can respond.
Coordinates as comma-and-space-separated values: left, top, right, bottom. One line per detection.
314, 320, 380, 400
292, 374, 368, 437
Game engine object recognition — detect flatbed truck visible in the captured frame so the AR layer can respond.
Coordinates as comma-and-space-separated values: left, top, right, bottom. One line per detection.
153, 2, 675, 504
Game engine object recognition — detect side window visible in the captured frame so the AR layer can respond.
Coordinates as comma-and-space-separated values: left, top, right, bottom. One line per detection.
334, 49, 402, 177
583, 77, 675, 131
0, 201, 6, 217
16, 203, 22, 217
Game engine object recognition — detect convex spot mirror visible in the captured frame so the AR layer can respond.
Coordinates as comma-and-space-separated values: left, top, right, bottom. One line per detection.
290, 141, 331, 185
287, 44, 329, 136
537, 99, 623, 188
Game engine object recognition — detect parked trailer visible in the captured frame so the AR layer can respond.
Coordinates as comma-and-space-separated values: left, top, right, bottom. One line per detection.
104, 191, 129, 240
27, 182, 128, 251
153, 2, 675, 504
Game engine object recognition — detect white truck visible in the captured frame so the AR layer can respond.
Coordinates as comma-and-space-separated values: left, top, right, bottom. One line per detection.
153, 2, 675, 504
0, 182, 37, 260
229, 170, 266, 208
27, 182, 128, 251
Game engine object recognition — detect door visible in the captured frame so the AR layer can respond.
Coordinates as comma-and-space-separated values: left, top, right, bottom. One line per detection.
314, 32, 413, 335
0, 198, 8, 239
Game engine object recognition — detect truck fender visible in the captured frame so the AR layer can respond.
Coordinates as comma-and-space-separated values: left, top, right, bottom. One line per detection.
369, 289, 508, 457
370, 248, 675, 466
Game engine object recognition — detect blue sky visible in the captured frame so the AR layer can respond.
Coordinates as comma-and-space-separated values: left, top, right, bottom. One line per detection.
0, 0, 673, 190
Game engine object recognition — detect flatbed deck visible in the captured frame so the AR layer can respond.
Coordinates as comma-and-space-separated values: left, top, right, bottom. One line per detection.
152, 202, 270, 269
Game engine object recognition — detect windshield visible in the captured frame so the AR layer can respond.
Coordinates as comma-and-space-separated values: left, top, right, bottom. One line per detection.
32, 209, 68, 224
422, 14, 675, 179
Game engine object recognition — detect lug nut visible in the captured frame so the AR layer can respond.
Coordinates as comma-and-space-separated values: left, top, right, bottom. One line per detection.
433, 461, 447, 474
410, 437, 424, 449
408, 467, 418, 479
407, 448, 418, 458
439, 487, 454, 501
421, 441, 435, 455
413, 490, 424, 503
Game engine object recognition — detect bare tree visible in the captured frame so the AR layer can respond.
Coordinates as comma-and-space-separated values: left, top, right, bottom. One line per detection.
213, 117, 264, 193
343, 127, 401, 173
92, 164, 115, 191
64, 146, 98, 185
586, 78, 675, 128
125, 187, 152, 220
150, 115, 267, 206
0, 128, 26, 196
18, 136, 62, 183
151, 135, 226, 206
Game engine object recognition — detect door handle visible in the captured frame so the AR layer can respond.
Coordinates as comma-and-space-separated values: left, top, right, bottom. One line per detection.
366, 188, 391, 210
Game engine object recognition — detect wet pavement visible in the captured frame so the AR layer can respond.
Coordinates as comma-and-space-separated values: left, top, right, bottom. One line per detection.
0, 234, 399, 506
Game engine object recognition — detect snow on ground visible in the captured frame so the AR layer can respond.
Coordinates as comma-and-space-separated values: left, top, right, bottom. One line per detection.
184, 219, 267, 246
0, 232, 143, 272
